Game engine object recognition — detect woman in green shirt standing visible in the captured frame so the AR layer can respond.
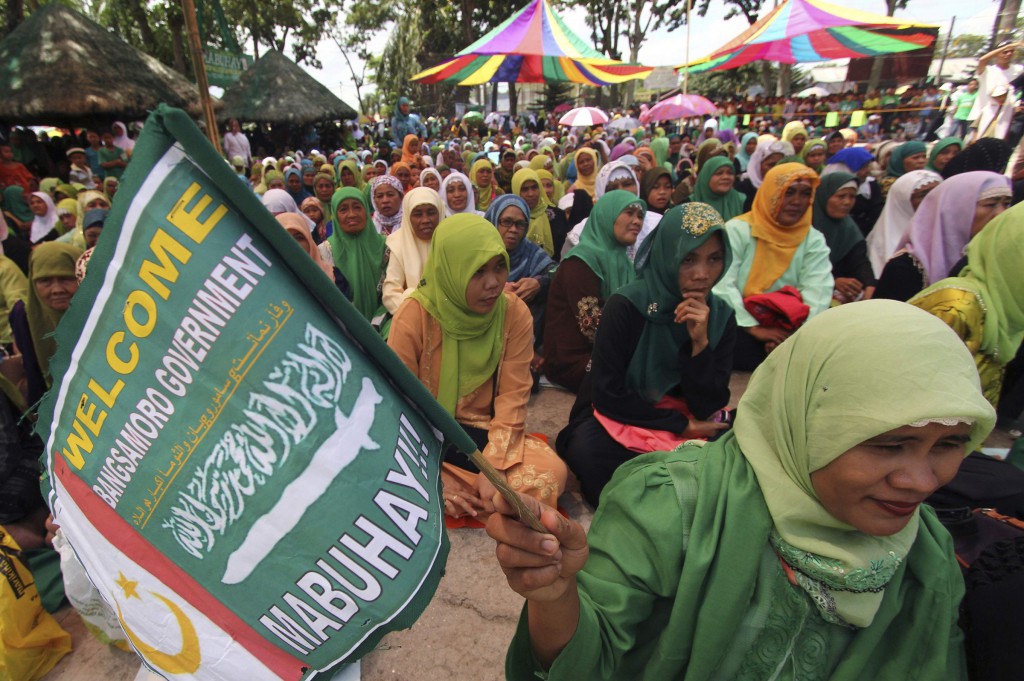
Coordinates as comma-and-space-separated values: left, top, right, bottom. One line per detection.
488, 300, 994, 681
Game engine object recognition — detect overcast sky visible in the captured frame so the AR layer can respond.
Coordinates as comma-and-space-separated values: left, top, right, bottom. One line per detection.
297, 0, 1001, 110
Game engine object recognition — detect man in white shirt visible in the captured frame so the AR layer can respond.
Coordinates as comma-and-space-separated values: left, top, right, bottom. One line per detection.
968, 42, 1024, 141
222, 119, 252, 171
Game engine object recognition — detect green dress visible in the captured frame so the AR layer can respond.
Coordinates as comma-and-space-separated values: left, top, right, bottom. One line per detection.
507, 445, 967, 681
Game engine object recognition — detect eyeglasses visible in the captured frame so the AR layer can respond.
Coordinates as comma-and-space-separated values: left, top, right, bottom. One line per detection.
498, 218, 529, 231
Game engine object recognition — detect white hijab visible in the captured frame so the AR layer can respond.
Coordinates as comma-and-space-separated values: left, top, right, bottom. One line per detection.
865, 169, 942, 277
29, 191, 58, 244
745, 140, 795, 188
439, 172, 482, 218
112, 121, 135, 151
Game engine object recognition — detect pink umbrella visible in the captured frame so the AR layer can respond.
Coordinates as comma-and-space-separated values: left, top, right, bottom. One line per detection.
640, 94, 717, 123
559, 106, 609, 127
552, 102, 573, 114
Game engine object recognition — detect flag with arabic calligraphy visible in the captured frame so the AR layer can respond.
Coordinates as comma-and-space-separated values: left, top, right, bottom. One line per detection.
38, 105, 466, 680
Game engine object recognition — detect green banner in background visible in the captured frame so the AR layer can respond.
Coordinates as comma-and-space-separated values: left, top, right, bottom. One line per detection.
204, 47, 252, 88
40, 106, 470, 679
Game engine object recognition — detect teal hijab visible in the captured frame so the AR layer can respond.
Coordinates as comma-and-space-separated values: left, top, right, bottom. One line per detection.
620, 203, 733, 402
886, 141, 926, 178
811, 172, 863, 263
565, 190, 644, 298
3, 186, 32, 223
691, 156, 746, 222
926, 137, 962, 173
327, 187, 386, 320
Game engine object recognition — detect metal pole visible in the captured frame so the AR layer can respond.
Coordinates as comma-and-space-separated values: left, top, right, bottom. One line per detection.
684, 0, 691, 95
181, 0, 224, 155
935, 16, 955, 85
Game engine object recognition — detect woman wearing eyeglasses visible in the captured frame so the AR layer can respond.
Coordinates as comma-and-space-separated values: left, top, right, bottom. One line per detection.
485, 195, 557, 374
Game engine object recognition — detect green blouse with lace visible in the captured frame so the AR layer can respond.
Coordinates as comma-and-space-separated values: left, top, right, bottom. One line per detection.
506, 446, 967, 681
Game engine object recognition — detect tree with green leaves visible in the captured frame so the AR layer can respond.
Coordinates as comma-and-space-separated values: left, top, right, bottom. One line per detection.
328, 0, 398, 114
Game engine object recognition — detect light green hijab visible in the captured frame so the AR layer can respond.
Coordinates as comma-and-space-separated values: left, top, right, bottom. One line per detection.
912, 201, 1024, 364
691, 156, 745, 222
27, 242, 84, 383
409, 215, 509, 415
565, 190, 643, 299
337, 160, 365, 191
736, 300, 994, 628
620, 203, 733, 402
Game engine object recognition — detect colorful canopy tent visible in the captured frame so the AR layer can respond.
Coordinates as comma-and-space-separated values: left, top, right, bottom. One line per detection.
679, 0, 938, 74
411, 0, 653, 86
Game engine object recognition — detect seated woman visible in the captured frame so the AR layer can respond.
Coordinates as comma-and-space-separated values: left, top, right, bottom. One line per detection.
567, 148, 599, 199
692, 156, 746, 222
314, 187, 388, 316
736, 140, 792, 212
440, 171, 481, 217
544, 191, 644, 393
801, 138, 828, 173
639, 168, 673, 220
823, 147, 880, 237
557, 203, 736, 506
419, 168, 442, 193
484, 194, 555, 354
511, 168, 556, 257
387, 215, 567, 520
275, 212, 348, 300
9, 242, 84, 407
875, 171, 1011, 302
535, 169, 570, 258
811, 172, 874, 304
878, 141, 927, 198
712, 163, 833, 371
865, 169, 942, 277
382, 187, 444, 314
368, 175, 404, 236
926, 137, 962, 174
781, 119, 809, 155
470, 159, 500, 213
27, 192, 60, 244
488, 300, 995, 681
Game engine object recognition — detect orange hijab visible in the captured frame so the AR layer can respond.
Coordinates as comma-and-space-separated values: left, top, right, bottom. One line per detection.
739, 162, 820, 298
401, 134, 420, 164
390, 161, 415, 191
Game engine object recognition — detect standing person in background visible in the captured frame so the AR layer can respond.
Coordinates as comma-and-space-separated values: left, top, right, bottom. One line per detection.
950, 79, 979, 139
391, 97, 427, 147
97, 130, 128, 180
222, 119, 251, 172
968, 42, 1023, 142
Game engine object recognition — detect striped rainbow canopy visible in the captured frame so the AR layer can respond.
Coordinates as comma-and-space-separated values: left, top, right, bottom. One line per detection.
412, 0, 653, 86
679, 0, 938, 74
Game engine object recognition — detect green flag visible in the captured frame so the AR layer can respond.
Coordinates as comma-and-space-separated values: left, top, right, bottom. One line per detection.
38, 106, 490, 679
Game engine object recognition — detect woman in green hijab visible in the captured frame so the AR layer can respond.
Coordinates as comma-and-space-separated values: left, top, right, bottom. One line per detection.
9, 242, 83, 406
322, 187, 386, 321
543, 191, 645, 393
811, 171, 873, 304
557, 203, 736, 505
926, 137, 962, 174
491, 299, 995, 680
879, 140, 927, 198
691, 156, 746, 222
2, 185, 33, 235
388, 215, 567, 522
801, 138, 828, 173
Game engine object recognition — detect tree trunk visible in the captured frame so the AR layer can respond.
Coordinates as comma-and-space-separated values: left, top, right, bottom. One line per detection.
509, 83, 519, 118
3, 0, 23, 37
490, 82, 499, 112
760, 61, 773, 94
124, 0, 157, 48
776, 63, 791, 96
867, 0, 899, 91
168, 10, 188, 75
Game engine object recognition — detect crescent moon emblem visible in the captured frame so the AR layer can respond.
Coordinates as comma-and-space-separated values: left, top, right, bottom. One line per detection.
116, 591, 201, 674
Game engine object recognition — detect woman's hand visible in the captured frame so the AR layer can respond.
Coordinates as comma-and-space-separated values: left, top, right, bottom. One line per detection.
487, 492, 589, 603
834, 277, 863, 301
674, 293, 710, 354
510, 277, 541, 302
683, 419, 730, 439
747, 325, 789, 346
442, 471, 489, 519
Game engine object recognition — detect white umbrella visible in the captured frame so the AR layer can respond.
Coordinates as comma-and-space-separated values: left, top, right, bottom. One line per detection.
558, 106, 609, 127
484, 111, 507, 125
797, 86, 831, 98
607, 116, 641, 131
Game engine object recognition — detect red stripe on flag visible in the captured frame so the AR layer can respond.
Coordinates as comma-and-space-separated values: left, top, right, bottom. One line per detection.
54, 458, 308, 679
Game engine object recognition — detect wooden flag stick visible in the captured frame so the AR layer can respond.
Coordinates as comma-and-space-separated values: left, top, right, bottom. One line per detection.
181, 0, 224, 156
469, 450, 546, 532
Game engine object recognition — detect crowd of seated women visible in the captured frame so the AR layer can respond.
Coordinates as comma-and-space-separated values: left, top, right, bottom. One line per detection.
3, 120, 1024, 681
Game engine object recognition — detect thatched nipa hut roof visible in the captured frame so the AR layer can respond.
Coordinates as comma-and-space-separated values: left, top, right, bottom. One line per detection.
0, 4, 209, 124
218, 50, 357, 125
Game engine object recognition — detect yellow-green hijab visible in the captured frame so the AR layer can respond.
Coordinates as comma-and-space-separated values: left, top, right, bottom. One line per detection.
511, 168, 553, 256
27, 242, 83, 383
409, 215, 509, 415
735, 300, 994, 627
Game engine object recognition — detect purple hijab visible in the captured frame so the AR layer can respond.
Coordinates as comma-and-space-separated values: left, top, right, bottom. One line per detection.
900, 171, 1012, 285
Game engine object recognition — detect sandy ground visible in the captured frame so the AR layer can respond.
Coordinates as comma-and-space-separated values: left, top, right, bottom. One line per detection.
41, 371, 1018, 680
